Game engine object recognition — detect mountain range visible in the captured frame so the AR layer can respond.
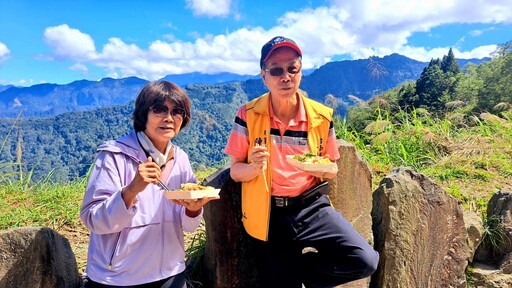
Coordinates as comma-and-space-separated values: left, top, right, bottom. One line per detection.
0, 53, 489, 182
0, 54, 489, 119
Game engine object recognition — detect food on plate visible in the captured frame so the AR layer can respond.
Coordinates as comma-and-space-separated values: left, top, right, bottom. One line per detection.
165, 183, 220, 200
179, 183, 214, 191
292, 152, 332, 164
285, 152, 337, 172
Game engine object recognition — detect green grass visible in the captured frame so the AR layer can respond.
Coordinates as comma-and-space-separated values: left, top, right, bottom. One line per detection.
184, 224, 207, 286
337, 110, 512, 215
0, 175, 89, 271
480, 215, 511, 255
0, 165, 217, 230
0, 179, 86, 230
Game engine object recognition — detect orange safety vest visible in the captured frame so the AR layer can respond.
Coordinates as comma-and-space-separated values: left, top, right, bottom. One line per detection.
242, 91, 333, 241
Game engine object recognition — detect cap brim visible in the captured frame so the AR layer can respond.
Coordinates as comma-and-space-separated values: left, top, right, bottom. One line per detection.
262, 42, 302, 63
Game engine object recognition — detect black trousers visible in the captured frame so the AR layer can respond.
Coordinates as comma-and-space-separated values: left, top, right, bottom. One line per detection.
83, 271, 188, 288
254, 194, 379, 288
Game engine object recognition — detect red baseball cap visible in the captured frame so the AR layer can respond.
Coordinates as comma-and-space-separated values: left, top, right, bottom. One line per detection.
260, 36, 302, 68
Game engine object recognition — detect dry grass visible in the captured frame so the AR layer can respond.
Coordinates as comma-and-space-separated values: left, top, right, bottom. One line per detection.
346, 113, 512, 216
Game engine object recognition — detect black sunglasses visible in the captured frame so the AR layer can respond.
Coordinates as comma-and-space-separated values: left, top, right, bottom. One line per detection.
150, 105, 186, 118
265, 65, 301, 77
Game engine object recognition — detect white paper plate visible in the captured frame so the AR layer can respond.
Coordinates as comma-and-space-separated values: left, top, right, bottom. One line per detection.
285, 155, 337, 172
164, 189, 221, 200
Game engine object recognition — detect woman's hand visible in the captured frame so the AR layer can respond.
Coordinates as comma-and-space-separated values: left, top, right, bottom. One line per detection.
172, 196, 220, 217
122, 157, 162, 208
131, 157, 162, 191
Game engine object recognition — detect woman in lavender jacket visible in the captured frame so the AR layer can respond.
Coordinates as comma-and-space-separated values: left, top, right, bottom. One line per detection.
80, 81, 218, 288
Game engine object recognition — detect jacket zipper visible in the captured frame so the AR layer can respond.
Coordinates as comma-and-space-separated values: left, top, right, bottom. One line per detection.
160, 213, 165, 277
108, 232, 122, 270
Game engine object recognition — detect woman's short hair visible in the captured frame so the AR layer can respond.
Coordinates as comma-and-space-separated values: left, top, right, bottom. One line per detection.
132, 81, 192, 132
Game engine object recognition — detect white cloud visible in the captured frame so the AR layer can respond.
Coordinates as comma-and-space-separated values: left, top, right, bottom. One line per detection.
470, 30, 484, 37
455, 45, 498, 59
368, 46, 447, 62
339, 44, 499, 63
470, 26, 496, 37
0, 79, 34, 87
282, 0, 511, 66
0, 42, 11, 65
69, 63, 89, 73
185, 0, 231, 18
41, 0, 512, 81
43, 24, 97, 61
99, 38, 144, 62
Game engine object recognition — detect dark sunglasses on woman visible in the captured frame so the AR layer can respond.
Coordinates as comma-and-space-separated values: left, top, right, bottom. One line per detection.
150, 105, 186, 118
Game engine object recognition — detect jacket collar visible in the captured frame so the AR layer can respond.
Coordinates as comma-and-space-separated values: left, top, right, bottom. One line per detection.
97, 130, 147, 162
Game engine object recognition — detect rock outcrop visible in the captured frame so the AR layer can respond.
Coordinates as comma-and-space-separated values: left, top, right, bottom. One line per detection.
0, 226, 80, 288
329, 140, 375, 288
471, 190, 512, 287
463, 210, 484, 263
370, 167, 470, 288
200, 166, 260, 287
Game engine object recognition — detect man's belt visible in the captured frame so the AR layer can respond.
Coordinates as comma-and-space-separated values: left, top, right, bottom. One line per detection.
271, 181, 329, 209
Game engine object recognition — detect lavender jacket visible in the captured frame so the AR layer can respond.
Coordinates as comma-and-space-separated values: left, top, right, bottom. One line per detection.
80, 130, 201, 286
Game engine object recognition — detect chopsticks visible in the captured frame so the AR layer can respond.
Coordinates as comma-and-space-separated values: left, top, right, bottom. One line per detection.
156, 178, 171, 192
256, 136, 269, 193
262, 167, 269, 192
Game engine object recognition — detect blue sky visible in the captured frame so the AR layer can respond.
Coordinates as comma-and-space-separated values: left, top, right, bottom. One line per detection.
0, 0, 511, 86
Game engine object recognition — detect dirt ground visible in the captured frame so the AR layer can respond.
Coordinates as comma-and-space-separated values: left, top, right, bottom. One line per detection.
58, 223, 90, 274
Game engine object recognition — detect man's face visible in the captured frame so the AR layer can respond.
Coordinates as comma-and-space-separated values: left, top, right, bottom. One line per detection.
261, 47, 302, 100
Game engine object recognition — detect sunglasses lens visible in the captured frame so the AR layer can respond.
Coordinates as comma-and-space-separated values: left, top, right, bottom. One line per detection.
288, 66, 300, 74
172, 108, 185, 117
267, 66, 300, 77
269, 67, 284, 77
152, 105, 168, 115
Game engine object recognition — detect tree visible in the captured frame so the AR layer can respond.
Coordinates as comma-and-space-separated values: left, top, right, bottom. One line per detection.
452, 63, 482, 106
415, 62, 448, 112
441, 48, 461, 75
397, 82, 417, 111
476, 42, 512, 112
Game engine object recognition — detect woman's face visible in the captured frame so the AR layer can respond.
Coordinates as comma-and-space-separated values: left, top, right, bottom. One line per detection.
144, 99, 185, 151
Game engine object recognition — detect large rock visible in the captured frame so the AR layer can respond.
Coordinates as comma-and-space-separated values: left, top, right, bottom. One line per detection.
329, 140, 373, 243
201, 166, 259, 287
473, 190, 512, 271
463, 211, 484, 263
470, 263, 512, 288
330, 140, 374, 288
370, 168, 470, 288
0, 226, 80, 288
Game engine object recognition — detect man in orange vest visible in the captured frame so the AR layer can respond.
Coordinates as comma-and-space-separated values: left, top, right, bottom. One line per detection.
224, 36, 379, 287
